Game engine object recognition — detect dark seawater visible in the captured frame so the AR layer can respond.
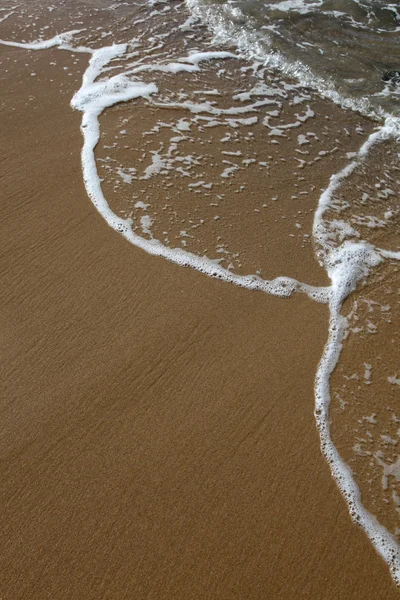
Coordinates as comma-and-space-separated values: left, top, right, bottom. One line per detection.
188, 0, 400, 118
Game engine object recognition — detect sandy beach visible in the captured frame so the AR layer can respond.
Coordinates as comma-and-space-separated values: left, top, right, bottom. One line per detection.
1, 1, 399, 598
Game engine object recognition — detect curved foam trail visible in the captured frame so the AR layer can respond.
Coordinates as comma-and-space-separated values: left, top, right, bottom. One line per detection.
313, 116, 400, 264
380, 249, 400, 260
2, 25, 400, 585
69, 43, 329, 303
311, 121, 400, 583
315, 288, 400, 585
0, 30, 92, 53
313, 117, 400, 266
0, 11, 14, 24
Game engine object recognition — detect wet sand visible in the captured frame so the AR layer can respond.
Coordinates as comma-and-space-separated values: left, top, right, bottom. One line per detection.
0, 6, 399, 600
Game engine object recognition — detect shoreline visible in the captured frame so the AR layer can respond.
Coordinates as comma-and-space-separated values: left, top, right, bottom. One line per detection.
1, 1, 399, 598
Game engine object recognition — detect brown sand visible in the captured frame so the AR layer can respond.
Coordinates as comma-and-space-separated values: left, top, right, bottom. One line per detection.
0, 11, 399, 600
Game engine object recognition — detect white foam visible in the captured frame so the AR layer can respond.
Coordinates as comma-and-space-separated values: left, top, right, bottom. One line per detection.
0, 11, 14, 24
140, 214, 153, 237
135, 201, 150, 210
270, 0, 323, 14
297, 134, 309, 145
183, 50, 236, 65
117, 167, 136, 184
142, 152, 167, 179
0, 30, 91, 53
